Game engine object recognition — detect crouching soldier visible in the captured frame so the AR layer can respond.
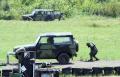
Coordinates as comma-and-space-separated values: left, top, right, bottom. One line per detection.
86, 42, 99, 61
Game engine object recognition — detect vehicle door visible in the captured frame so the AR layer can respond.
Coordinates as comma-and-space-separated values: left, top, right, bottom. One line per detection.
34, 11, 43, 20
37, 36, 54, 59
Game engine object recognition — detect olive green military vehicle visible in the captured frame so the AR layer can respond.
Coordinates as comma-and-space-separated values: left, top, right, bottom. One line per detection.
14, 32, 79, 64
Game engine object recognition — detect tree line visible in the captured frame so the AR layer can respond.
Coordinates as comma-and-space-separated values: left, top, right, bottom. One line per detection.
0, 0, 120, 20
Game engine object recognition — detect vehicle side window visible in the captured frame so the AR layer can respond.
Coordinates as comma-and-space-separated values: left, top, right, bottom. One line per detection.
41, 11, 44, 14
47, 12, 50, 15
34, 11, 38, 15
39, 37, 53, 44
38, 11, 41, 15
54, 37, 72, 44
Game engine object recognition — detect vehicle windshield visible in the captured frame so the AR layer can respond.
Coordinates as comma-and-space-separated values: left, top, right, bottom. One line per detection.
32, 11, 36, 14
35, 36, 40, 44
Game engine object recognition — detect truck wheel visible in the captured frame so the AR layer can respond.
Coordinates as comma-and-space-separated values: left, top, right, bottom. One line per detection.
27, 17, 33, 21
57, 53, 70, 64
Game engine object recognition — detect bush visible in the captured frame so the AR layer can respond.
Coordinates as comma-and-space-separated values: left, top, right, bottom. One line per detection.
102, 2, 120, 17
81, 0, 120, 17
0, 11, 14, 20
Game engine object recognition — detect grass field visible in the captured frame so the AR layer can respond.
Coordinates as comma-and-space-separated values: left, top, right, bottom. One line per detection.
0, 15, 120, 61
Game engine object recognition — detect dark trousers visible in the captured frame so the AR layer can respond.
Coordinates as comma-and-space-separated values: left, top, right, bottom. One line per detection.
89, 52, 98, 61
21, 60, 34, 77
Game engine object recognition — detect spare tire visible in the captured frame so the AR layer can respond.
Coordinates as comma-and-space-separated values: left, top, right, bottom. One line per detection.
57, 53, 70, 64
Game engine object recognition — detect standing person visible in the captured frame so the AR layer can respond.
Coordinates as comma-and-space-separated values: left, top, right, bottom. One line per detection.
86, 42, 99, 61
15, 47, 34, 77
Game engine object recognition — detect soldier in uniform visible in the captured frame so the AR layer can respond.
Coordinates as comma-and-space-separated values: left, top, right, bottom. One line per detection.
86, 42, 99, 61
15, 48, 34, 77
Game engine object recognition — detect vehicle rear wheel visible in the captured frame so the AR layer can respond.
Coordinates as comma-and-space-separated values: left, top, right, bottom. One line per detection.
57, 53, 70, 64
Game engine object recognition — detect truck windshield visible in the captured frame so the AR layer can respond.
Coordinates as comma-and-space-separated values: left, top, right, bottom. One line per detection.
35, 36, 40, 44
32, 11, 36, 14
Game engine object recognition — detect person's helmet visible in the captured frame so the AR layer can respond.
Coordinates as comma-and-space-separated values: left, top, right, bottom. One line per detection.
86, 42, 91, 47
86, 42, 95, 47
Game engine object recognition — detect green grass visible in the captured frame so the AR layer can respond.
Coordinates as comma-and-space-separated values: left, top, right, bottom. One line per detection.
0, 15, 120, 61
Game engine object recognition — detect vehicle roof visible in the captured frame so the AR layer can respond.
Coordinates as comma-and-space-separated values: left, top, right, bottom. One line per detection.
40, 32, 73, 37
33, 9, 54, 12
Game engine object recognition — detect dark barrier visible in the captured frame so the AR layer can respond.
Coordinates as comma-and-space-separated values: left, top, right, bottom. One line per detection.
2, 69, 12, 77
92, 67, 103, 76
72, 68, 92, 76
114, 67, 120, 75
9, 73, 22, 77
103, 67, 114, 75
2, 66, 120, 77
54, 71, 60, 77
62, 67, 72, 74
82, 68, 92, 75
72, 68, 83, 75
35, 68, 60, 77
12, 68, 19, 73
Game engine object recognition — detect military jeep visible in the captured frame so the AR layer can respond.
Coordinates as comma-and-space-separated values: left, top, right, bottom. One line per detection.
13, 32, 78, 64
22, 9, 64, 21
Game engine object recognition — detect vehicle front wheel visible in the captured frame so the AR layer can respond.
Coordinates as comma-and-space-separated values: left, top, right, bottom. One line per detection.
57, 53, 70, 64
27, 17, 33, 21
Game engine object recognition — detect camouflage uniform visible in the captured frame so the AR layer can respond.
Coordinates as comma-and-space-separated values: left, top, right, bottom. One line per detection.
86, 42, 99, 61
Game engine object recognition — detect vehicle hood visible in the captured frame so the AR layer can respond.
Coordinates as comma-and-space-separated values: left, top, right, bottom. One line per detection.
15, 44, 35, 48
22, 14, 33, 17
14, 43, 36, 52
